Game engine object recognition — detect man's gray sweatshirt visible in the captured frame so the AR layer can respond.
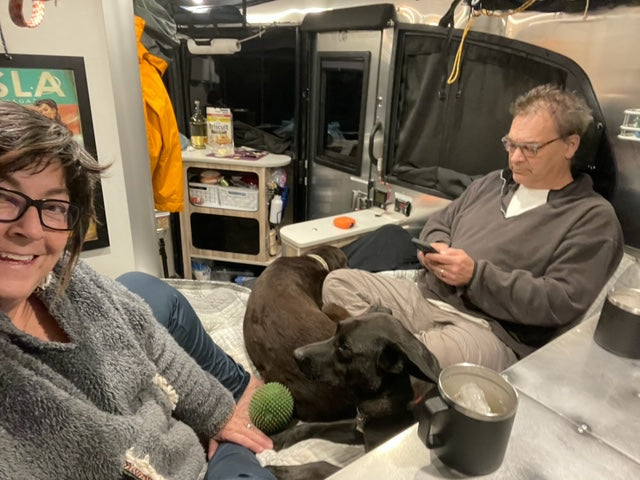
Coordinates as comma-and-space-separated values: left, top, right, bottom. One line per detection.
419, 169, 623, 357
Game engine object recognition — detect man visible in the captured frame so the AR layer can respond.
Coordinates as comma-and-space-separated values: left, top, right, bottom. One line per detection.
323, 84, 623, 371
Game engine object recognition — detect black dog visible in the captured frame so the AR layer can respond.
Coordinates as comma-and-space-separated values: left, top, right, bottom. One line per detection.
243, 245, 355, 422
267, 311, 441, 479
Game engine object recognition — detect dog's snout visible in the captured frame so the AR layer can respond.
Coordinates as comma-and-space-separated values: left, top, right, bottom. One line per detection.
293, 346, 307, 364
294, 347, 313, 376
293, 346, 305, 363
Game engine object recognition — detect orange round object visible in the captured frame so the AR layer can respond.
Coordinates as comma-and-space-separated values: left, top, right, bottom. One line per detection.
333, 216, 356, 229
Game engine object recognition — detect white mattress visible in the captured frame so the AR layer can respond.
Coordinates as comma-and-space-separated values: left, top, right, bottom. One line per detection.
163, 279, 365, 469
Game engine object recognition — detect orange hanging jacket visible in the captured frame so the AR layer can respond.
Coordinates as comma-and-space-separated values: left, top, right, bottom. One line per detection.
135, 16, 184, 212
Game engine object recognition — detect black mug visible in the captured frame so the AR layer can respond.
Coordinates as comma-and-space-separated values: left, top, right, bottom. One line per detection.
416, 363, 518, 475
594, 288, 640, 359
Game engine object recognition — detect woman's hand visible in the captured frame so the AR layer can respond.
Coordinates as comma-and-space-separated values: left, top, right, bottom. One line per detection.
207, 376, 273, 459
418, 244, 474, 287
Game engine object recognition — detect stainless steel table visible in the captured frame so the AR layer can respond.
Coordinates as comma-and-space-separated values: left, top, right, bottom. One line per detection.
328, 315, 640, 479
503, 315, 640, 463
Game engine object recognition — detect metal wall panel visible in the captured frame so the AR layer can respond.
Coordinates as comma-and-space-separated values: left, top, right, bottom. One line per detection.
473, 6, 640, 248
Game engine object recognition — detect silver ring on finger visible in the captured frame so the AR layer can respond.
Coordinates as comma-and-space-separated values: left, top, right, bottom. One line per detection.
247, 423, 253, 429
440, 268, 445, 276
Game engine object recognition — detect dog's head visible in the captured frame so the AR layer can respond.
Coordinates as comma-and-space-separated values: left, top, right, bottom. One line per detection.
305, 245, 348, 272
294, 312, 441, 397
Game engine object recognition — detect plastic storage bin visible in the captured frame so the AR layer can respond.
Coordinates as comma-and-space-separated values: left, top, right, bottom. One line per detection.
188, 182, 258, 211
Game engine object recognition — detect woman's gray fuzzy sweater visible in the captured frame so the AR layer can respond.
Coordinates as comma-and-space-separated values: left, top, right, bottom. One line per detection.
0, 261, 236, 479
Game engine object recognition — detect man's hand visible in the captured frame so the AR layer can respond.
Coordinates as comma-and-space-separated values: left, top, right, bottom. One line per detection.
418, 243, 474, 287
207, 376, 273, 460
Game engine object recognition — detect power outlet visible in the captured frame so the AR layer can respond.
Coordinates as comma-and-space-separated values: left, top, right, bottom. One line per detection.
373, 188, 388, 208
394, 194, 412, 217
352, 190, 369, 210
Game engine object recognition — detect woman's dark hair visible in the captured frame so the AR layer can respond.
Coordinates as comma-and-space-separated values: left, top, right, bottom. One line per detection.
0, 101, 109, 293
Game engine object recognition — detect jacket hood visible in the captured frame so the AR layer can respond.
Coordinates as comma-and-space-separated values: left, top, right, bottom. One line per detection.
135, 16, 168, 76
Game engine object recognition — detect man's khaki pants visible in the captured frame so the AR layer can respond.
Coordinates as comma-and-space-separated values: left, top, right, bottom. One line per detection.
322, 269, 517, 372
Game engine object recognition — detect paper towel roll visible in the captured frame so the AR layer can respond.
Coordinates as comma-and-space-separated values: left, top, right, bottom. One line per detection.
187, 38, 241, 55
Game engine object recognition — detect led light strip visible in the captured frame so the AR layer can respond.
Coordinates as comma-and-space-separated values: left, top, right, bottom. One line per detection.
9, 0, 48, 28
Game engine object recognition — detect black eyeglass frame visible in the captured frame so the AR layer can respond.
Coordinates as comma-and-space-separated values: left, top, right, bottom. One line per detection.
0, 186, 80, 231
501, 135, 563, 158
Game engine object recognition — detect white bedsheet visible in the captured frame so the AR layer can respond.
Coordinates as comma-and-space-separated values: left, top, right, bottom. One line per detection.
163, 279, 365, 469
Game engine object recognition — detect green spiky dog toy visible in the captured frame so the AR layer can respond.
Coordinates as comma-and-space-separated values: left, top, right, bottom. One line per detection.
249, 382, 294, 435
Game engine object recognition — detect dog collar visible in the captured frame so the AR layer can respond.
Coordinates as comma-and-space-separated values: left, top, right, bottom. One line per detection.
306, 254, 330, 272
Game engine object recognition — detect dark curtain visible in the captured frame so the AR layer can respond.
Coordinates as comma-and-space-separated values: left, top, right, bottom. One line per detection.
386, 27, 615, 200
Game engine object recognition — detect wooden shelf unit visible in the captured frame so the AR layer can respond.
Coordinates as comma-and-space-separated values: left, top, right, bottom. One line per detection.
180, 149, 291, 279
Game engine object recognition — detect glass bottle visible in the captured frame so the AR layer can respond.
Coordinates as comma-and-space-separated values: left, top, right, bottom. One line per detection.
189, 100, 207, 149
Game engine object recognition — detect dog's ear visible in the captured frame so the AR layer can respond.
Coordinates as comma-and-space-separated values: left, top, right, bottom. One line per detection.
326, 247, 348, 270
321, 303, 351, 323
310, 245, 348, 270
397, 339, 441, 384
378, 343, 410, 375
378, 335, 440, 383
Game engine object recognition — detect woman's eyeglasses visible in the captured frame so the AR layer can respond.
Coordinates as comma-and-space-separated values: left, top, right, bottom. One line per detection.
501, 136, 562, 158
0, 186, 79, 231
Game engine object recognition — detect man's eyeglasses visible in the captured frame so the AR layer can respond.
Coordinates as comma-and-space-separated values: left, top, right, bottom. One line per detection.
0, 186, 80, 231
501, 136, 562, 158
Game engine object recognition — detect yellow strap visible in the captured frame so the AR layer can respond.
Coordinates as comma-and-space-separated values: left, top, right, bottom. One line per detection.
447, 13, 476, 85
446, 0, 539, 85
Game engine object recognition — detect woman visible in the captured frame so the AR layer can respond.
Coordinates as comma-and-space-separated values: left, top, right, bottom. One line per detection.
33, 98, 64, 124
0, 100, 273, 479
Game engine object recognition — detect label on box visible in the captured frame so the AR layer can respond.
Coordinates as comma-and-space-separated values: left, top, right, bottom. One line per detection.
206, 107, 234, 156
188, 182, 258, 211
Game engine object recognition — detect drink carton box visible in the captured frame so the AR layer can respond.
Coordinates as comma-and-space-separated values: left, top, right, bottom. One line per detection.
206, 107, 234, 156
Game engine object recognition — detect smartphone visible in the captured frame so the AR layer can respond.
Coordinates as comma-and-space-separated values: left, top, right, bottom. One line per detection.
411, 238, 438, 254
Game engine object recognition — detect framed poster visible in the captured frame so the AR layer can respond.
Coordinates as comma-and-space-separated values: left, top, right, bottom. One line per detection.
0, 54, 110, 250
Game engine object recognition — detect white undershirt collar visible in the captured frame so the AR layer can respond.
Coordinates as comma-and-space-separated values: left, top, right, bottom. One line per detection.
505, 185, 550, 218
